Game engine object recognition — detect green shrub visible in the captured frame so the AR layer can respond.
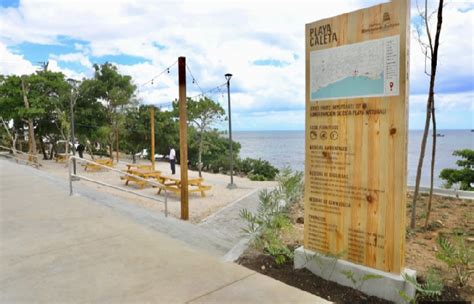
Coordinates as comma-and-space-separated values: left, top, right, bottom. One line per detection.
238, 157, 279, 181
240, 169, 305, 265
276, 167, 304, 206
248, 174, 266, 181
240, 189, 293, 264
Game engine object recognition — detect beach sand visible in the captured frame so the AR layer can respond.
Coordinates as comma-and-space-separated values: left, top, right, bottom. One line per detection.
38, 154, 277, 223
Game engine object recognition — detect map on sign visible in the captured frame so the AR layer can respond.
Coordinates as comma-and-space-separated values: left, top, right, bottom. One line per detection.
310, 35, 400, 101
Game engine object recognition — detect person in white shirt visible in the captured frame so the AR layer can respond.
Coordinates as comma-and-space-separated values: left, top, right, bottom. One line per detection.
169, 146, 176, 174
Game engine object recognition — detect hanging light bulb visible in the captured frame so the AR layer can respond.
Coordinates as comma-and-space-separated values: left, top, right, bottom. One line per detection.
167, 68, 170, 74
151, 79, 154, 85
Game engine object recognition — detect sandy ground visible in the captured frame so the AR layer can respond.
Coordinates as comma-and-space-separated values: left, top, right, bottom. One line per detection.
36, 154, 276, 223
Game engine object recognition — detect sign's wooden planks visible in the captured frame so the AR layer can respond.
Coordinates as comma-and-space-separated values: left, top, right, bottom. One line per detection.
304, 0, 409, 274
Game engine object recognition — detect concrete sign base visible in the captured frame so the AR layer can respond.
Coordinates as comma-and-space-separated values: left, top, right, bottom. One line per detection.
294, 247, 416, 304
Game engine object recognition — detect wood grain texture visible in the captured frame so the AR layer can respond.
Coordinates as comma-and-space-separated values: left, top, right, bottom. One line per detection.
304, 0, 409, 274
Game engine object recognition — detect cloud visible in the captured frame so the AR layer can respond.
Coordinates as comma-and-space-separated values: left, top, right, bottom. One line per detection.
0, 42, 36, 75
0, 0, 472, 130
50, 52, 92, 68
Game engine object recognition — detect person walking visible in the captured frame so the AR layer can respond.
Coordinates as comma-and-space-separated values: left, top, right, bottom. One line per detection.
77, 143, 85, 158
169, 146, 176, 175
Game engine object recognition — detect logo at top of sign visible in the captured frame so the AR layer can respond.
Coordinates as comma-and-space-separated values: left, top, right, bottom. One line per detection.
361, 12, 399, 34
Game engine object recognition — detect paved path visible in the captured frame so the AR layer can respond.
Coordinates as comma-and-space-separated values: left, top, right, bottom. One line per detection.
198, 188, 263, 261
0, 159, 328, 303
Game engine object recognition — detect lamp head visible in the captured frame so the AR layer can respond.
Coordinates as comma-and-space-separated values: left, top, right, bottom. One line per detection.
225, 73, 232, 81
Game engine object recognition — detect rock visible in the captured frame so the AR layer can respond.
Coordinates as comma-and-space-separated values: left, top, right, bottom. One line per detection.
436, 219, 444, 227
261, 265, 266, 271
296, 217, 304, 224
433, 245, 438, 252
467, 237, 474, 243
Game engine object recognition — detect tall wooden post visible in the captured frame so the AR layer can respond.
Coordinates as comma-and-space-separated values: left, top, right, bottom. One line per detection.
150, 106, 155, 170
178, 57, 189, 220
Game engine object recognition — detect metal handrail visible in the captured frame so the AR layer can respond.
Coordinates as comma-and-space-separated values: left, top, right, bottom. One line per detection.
0, 144, 40, 168
68, 156, 169, 217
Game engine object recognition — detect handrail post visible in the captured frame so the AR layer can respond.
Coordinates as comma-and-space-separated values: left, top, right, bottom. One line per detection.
69, 156, 73, 195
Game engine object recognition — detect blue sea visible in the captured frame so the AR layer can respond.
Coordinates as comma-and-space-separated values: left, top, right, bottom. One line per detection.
233, 130, 474, 187
312, 74, 384, 100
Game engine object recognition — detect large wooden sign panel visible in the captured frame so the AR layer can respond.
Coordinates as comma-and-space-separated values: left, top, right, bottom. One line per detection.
304, 1, 409, 274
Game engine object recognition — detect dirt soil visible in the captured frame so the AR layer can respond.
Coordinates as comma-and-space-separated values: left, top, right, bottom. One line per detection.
238, 253, 390, 304
238, 193, 473, 303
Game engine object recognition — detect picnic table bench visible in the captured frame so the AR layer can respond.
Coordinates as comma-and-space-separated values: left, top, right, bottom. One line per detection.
156, 176, 211, 197
82, 158, 114, 171
55, 153, 69, 163
121, 168, 162, 189
125, 163, 154, 172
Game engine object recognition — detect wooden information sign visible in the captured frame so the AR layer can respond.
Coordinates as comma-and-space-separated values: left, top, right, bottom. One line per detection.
304, 0, 409, 274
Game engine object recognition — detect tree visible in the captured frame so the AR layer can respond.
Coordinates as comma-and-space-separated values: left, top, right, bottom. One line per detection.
121, 105, 152, 162
0, 75, 23, 153
411, 0, 445, 230
183, 97, 225, 177
0, 71, 69, 160
440, 149, 474, 191
86, 63, 136, 159
74, 78, 108, 158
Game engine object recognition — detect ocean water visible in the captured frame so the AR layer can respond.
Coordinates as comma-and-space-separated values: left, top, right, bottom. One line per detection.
312, 74, 384, 100
233, 130, 474, 187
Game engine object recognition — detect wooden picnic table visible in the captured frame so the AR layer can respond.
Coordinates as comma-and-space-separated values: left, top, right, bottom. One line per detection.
121, 169, 162, 189
82, 158, 114, 171
156, 175, 211, 197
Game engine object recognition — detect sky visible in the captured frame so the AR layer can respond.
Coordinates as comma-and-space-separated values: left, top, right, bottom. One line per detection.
0, 0, 473, 131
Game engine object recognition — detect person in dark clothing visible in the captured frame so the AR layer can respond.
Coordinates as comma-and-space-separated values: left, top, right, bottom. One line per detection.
77, 143, 85, 158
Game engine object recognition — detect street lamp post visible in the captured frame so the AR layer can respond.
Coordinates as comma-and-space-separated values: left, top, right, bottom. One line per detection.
68, 79, 78, 175
225, 73, 236, 189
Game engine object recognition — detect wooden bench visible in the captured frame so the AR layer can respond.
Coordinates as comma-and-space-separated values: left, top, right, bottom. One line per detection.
125, 163, 154, 172
82, 158, 114, 171
121, 169, 161, 189
156, 176, 212, 197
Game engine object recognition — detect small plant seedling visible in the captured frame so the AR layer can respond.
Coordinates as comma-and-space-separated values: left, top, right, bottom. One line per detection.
436, 236, 473, 287
341, 269, 383, 291
401, 268, 443, 303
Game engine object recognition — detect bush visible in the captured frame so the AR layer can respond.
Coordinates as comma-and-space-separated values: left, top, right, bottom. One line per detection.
248, 173, 266, 181
240, 189, 293, 264
276, 167, 304, 206
240, 169, 304, 264
238, 157, 279, 181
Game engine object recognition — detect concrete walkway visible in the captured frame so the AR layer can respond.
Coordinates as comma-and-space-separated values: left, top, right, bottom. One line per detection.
0, 159, 328, 303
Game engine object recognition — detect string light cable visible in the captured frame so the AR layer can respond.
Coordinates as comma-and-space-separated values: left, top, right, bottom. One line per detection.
139, 60, 178, 88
